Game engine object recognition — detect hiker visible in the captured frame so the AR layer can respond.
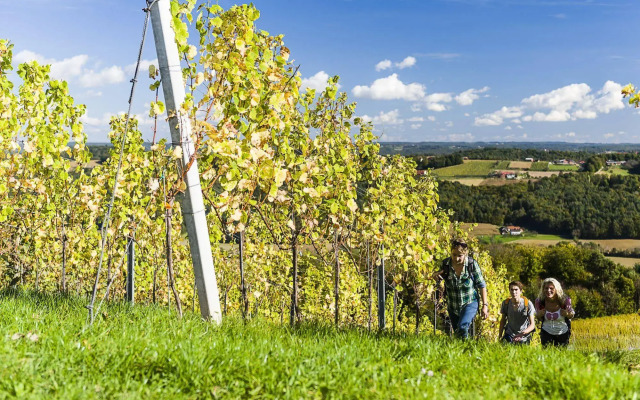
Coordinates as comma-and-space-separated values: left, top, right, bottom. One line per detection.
499, 281, 535, 344
535, 278, 574, 347
432, 238, 488, 339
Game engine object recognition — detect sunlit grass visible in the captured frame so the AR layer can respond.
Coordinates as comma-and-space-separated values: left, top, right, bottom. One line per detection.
0, 290, 637, 399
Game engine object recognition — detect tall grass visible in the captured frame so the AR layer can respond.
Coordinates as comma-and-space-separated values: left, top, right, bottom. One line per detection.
0, 290, 637, 399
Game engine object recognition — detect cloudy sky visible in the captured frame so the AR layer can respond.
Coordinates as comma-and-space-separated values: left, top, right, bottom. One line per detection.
3, 0, 640, 143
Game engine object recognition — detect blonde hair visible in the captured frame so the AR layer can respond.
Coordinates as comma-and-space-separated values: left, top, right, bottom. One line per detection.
537, 277, 566, 304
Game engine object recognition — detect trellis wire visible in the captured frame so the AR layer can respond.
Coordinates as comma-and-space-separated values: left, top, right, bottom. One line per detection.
86, 1, 158, 326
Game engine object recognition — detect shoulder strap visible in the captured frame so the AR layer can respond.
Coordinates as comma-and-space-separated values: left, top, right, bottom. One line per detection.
523, 297, 529, 308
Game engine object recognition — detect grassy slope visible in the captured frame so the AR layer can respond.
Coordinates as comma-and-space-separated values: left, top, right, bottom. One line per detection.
0, 291, 638, 399
433, 160, 497, 177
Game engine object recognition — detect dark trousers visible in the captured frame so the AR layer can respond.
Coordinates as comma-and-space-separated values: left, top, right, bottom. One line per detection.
540, 329, 570, 347
448, 301, 478, 339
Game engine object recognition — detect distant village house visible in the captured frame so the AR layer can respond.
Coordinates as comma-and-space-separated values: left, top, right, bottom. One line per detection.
500, 226, 523, 235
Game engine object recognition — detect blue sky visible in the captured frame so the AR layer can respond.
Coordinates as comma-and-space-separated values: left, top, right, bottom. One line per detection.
2, 0, 639, 143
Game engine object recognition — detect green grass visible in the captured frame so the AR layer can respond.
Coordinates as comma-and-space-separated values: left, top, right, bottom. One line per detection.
433, 160, 497, 178
548, 164, 580, 171
478, 233, 570, 245
0, 290, 638, 399
478, 235, 524, 244
527, 234, 569, 240
530, 161, 549, 171
601, 166, 630, 176
494, 161, 510, 169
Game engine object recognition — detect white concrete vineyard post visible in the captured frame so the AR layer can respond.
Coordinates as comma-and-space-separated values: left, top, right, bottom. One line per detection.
148, 0, 222, 323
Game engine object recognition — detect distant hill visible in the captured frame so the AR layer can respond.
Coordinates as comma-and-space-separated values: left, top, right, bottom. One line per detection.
379, 141, 640, 156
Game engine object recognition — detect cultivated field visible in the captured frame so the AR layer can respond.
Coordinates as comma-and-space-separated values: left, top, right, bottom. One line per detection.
432, 160, 497, 177
443, 178, 486, 186
508, 161, 532, 169
528, 171, 563, 178
461, 222, 500, 236
478, 178, 527, 186
605, 256, 640, 268
433, 160, 580, 184
548, 164, 580, 171
572, 314, 640, 352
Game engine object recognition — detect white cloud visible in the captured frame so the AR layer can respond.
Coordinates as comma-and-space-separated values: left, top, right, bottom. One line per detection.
474, 106, 523, 126
448, 133, 474, 141
445, 121, 454, 127
79, 66, 125, 87
505, 126, 512, 130
604, 132, 615, 138
360, 109, 403, 126
353, 74, 425, 101
301, 71, 341, 92
80, 112, 113, 127
408, 117, 424, 122
410, 123, 422, 130
423, 92, 453, 112
475, 81, 624, 127
521, 83, 589, 109
592, 80, 625, 114
566, 132, 576, 137
396, 56, 416, 69
474, 114, 503, 126
375, 60, 392, 71
15, 50, 89, 81
375, 56, 416, 71
125, 59, 158, 75
427, 116, 436, 122
455, 86, 489, 106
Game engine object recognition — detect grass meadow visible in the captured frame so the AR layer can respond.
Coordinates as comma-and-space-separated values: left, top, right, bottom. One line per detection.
0, 290, 638, 399
548, 164, 580, 171
432, 160, 497, 178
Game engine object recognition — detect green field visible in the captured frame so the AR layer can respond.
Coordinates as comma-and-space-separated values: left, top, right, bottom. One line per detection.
573, 314, 640, 352
494, 161, 510, 169
529, 161, 549, 171
478, 233, 568, 245
433, 160, 497, 177
600, 166, 630, 176
548, 164, 580, 171
0, 290, 638, 399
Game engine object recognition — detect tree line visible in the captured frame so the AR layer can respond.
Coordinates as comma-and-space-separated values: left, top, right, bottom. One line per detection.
437, 173, 640, 239
486, 241, 640, 318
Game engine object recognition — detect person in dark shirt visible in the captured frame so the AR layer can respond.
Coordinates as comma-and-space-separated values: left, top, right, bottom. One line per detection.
499, 281, 535, 344
432, 238, 488, 339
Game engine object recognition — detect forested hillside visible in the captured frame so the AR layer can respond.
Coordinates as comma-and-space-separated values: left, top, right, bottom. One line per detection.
438, 174, 640, 239
485, 242, 640, 318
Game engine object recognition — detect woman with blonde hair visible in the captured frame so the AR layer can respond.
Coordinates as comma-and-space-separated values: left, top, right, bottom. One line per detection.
535, 278, 574, 347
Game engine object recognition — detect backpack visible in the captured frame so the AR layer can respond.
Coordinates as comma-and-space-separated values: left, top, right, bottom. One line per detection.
438, 256, 479, 300
502, 296, 529, 309
440, 255, 477, 283
503, 296, 535, 340
536, 296, 572, 335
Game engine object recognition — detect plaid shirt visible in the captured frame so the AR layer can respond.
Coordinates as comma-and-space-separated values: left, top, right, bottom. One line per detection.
442, 256, 486, 314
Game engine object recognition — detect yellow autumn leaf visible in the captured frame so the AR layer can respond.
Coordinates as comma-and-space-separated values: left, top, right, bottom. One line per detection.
275, 168, 287, 186
347, 198, 358, 213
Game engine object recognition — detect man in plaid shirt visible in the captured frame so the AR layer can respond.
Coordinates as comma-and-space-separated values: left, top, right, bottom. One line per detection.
432, 238, 489, 339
